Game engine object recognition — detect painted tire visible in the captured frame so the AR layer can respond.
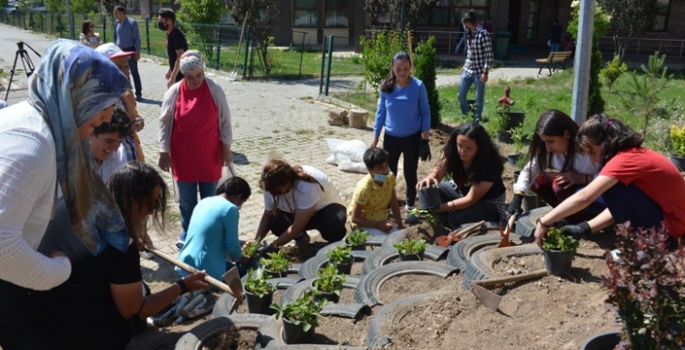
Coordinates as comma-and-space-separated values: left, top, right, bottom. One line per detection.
301, 251, 375, 279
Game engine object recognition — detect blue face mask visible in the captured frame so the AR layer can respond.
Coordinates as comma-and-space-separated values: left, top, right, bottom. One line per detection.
373, 172, 390, 183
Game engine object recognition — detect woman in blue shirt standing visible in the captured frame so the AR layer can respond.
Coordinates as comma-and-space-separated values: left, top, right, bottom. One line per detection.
371, 51, 431, 223
178, 177, 252, 279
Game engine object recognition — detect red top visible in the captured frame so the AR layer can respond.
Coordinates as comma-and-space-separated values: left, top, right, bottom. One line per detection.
171, 80, 222, 182
600, 148, 685, 237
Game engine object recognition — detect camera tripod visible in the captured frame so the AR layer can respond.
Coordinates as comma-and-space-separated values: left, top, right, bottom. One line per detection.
4, 41, 41, 101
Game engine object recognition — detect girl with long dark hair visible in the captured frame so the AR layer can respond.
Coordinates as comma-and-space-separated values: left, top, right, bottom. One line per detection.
534, 114, 685, 247
250, 160, 346, 247
417, 122, 506, 228
509, 110, 605, 223
371, 51, 432, 223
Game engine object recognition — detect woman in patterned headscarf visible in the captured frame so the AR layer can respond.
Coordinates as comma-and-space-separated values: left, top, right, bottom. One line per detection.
0, 39, 131, 350
158, 50, 234, 250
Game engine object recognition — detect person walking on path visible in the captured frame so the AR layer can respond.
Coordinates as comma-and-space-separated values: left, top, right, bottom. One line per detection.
371, 51, 431, 223
549, 19, 562, 52
159, 50, 233, 250
458, 9, 493, 122
0, 39, 131, 350
113, 5, 143, 101
158, 8, 188, 87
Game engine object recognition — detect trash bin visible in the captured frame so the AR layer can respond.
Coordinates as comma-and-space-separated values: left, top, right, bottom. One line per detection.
494, 31, 511, 61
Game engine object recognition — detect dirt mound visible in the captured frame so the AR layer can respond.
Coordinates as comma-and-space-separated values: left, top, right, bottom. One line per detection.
402, 222, 450, 244
202, 329, 258, 350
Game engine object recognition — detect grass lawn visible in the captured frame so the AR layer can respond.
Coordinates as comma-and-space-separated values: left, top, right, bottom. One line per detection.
334, 68, 685, 152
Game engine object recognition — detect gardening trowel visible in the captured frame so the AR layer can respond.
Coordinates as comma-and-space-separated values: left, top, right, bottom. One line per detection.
496, 215, 518, 248
436, 221, 485, 247
223, 267, 243, 314
471, 284, 502, 312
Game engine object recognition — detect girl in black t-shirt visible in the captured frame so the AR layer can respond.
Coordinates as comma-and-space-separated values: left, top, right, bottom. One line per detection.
418, 122, 506, 228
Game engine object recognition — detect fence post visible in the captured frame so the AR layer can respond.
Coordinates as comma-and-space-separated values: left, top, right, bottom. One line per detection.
319, 36, 327, 94
324, 35, 334, 96
242, 25, 250, 78
103, 15, 107, 43
216, 23, 222, 70
40, 13, 43, 33
298, 32, 306, 79
70, 13, 75, 39
146, 19, 150, 55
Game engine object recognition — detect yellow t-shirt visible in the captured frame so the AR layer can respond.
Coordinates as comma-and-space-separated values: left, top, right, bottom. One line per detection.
348, 173, 396, 225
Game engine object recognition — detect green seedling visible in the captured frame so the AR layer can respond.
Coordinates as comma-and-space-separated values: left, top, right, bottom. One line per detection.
407, 208, 438, 226
271, 290, 327, 332
346, 229, 369, 247
244, 268, 277, 298
312, 264, 346, 296
543, 227, 580, 254
259, 250, 291, 273
242, 241, 259, 258
327, 245, 352, 266
393, 238, 427, 255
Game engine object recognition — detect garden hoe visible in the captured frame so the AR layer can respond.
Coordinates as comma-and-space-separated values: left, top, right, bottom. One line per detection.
436, 220, 485, 247
230, 14, 249, 81
471, 284, 501, 312
496, 215, 518, 248
223, 267, 243, 314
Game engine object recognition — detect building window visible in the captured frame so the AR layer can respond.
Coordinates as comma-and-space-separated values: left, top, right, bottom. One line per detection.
651, 0, 669, 32
325, 0, 348, 27
294, 0, 318, 28
526, 0, 540, 40
417, 0, 489, 27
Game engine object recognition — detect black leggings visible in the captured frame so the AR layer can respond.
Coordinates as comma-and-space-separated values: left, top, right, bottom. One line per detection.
384, 132, 421, 207
0, 279, 87, 350
269, 203, 347, 242
437, 181, 500, 229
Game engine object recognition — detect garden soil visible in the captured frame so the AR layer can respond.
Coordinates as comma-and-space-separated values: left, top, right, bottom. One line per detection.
379, 274, 462, 305
201, 328, 258, 350
379, 242, 620, 350
310, 314, 371, 347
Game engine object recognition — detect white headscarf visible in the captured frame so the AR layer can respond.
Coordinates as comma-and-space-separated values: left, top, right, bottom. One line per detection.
180, 50, 205, 75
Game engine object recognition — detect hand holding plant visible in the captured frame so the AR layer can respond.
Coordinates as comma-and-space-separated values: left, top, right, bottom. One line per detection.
242, 241, 259, 258
406, 208, 438, 226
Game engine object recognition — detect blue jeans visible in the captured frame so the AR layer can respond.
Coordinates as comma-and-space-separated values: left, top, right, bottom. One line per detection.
603, 183, 664, 230
458, 70, 485, 121
550, 43, 560, 52
177, 181, 218, 242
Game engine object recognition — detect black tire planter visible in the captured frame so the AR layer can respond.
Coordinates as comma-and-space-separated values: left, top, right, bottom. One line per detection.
213, 278, 300, 318
669, 155, 685, 171
497, 130, 512, 144
580, 331, 622, 350
344, 238, 365, 251
354, 261, 458, 307
280, 278, 360, 305
380, 230, 448, 261
543, 249, 574, 276
245, 290, 273, 315
514, 206, 553, 241
507, 154, 521, 168
398, 250, 425, 261
175, 314, 269, 350
362, 245, 449, 275
418, 186, 441, 210
462, 244, 544, 290
282, 317, 315, 344
312, 290, 340, 304
366, 291, 445, 348
315, 241, 376, 260
506, 112, 525, 130
366, 234, 387, 246
446, 233, 522, 271
257, 316, 368, 349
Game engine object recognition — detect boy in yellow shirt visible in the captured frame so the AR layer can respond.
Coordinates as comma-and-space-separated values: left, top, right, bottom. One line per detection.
349, 148, 404, 236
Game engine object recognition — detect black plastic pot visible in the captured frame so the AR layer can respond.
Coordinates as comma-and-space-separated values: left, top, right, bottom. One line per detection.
418, 186, 442, 210
523, 193, 541, 212
332, 260, 352, 275
669, 155, 685, 171
312, 289, 341, 303
513, 170, 521, 183
467, 98, 476, 111
245, 290, 273, 315
398, 250, 425, 261
345, 239, 365, 251
282, 317, 315, 344
506, 112, 525, 130
580, 331, 621, 350
264, 268, 287, 279
497, 130, 512, 144
543, 248, 574, 276
507, 154, 521, 168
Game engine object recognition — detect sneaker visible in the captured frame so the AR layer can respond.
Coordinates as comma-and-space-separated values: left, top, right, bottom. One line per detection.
405, 205, 420, 224
175, 240, 184, 251
135, 93, 142, 102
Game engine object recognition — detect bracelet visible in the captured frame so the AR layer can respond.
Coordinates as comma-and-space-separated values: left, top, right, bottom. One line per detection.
536, 217, 552, 229
176, 279, 189, 295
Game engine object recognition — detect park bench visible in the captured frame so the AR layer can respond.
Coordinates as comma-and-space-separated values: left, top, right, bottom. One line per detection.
536, 51, 572, 75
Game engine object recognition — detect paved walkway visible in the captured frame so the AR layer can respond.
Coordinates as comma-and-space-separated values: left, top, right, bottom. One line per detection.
0, 24, 542, 275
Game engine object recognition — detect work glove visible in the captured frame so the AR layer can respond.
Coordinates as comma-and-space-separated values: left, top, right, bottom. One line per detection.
559, 222, 592, 241
419, 139, 432, 162
507, 194, 523, 217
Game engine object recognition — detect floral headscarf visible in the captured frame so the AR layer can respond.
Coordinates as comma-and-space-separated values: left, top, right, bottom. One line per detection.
28, 39, 132, 255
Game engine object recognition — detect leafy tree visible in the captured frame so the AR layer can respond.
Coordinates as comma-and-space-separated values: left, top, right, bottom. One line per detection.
226, 0, 280, 75
365, 0, 433, 30
69, 0, 98, 14
178, 0, 226, 60
568, 0, 609, 117
598, 0, 658, 60
414, 35, 441, 127
360, 28, 403, 97
600, 55, 628, 93
45, 0, 65, 13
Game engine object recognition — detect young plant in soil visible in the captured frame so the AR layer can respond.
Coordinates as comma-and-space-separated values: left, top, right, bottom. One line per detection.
515, 154, 527, 169
327, 245, 352, 266
601, 224, 685, 350
346, 229, 369, 248
271, 290, 327, 334
510, 125, 528, 155
542, 227, 579, 254
406, 208, 438, 226
242, 241, 259, 258
311, 263, 346, 302
259, 250, 291, 276
393, 238, 427, 260
244, 268, 277, 297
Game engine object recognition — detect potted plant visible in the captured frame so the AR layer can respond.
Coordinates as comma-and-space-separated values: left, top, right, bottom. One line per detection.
493, 108, 511, 143
326, 245, 353, 275
418, 185, 442, 209
393, 238, 427, 261
345, 229, 369, 251
583, 224, 685, 350
508, 126, 527, 167
271, 291, 327, 344
541, 227, 579, 276
242, 241, 259, 259
311, 264, 346, 303
259, 250, 291, 278
406, 208, 438, 226
669, 125, 685, 171
243, 268, 278, 315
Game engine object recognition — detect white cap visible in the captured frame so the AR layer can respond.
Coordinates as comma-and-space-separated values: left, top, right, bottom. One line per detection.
95, 43, 136, 59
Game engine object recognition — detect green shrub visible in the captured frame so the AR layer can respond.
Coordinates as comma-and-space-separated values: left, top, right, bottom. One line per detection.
393, 238, 427, 255
601, 55, 628, 94
414, 35, 441, 127
669, 125, 685, 157
542, 227, 579, 254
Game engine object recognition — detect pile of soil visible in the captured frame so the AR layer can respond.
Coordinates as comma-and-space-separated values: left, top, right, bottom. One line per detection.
402, 222, 450, 244
201, 329, 258, 350
310, 315, 370, 346
492, 253, 546, 276
380, 245, 619, 350
379, 274, 462, 305
281, 241, 328, 263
